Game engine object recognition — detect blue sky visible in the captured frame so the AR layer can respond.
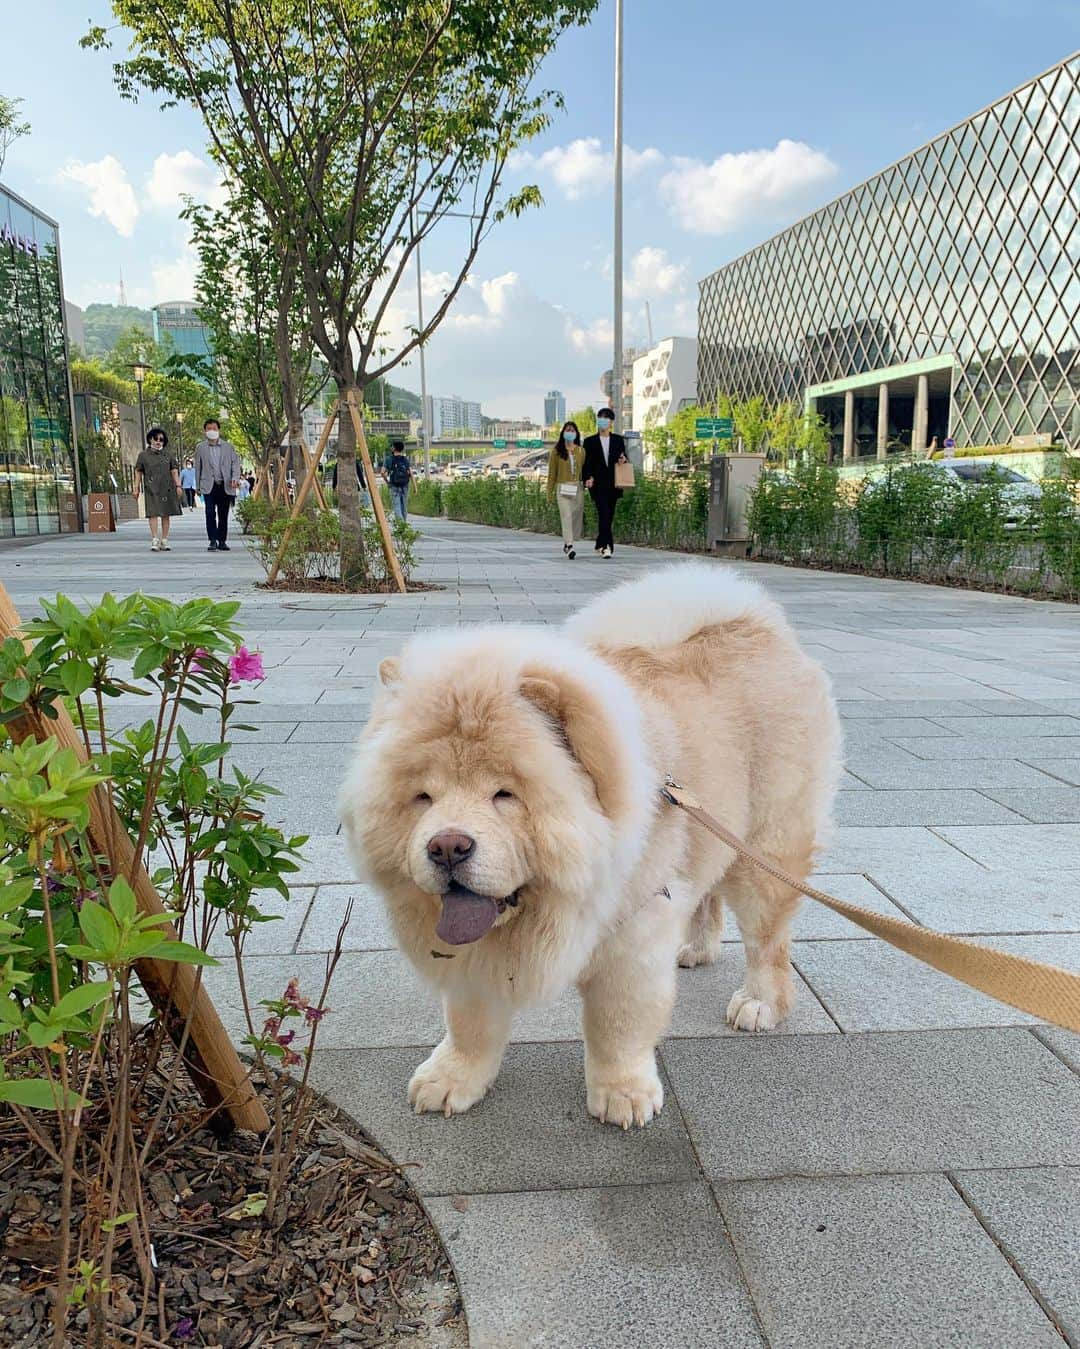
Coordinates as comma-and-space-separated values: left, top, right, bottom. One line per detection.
3, 0, 1079, 417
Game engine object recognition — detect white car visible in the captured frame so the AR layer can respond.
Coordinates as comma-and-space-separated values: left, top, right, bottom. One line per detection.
866, 458, 1043, 528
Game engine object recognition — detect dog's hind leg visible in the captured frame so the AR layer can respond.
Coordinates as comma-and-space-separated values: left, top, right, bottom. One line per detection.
722, 843, 811, 1031
677, 888, 724, 968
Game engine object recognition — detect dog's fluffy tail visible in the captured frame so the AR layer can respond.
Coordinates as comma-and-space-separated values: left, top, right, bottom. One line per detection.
565, 561, 786, 652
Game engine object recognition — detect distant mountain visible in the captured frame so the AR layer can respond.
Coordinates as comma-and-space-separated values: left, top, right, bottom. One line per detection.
364, 377, 421, 418
82, 304, 154, 357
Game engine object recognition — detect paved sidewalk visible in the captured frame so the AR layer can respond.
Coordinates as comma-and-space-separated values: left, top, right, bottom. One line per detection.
6, 509, 1080, 1347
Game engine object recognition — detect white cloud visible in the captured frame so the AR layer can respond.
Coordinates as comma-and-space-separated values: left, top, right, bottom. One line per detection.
57, 155, 139, 237
659, 139, 837, 235
146, 150, 227, 211
568, 315, 614, 355
625, 246, 688, 299
150, 244, 199, 302
515, 137, 663, 200
371, 269, 612, 416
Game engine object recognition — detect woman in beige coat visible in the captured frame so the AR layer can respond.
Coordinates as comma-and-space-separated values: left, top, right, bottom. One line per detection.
545, 421, 585, 560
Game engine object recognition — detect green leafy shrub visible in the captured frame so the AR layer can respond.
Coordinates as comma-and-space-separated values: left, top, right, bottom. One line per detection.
0, 592, 320, 1335
243, 501, 418, 585
443, 473, 709, 550
749, 461, 1080, 598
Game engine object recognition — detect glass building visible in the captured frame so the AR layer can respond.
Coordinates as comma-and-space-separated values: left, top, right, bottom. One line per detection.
152, 300, 213, 362
0, 184, 81, 535
698, 54, 1080, 460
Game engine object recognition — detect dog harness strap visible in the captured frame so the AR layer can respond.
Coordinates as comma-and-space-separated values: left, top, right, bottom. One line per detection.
661, 776, 1080, 1034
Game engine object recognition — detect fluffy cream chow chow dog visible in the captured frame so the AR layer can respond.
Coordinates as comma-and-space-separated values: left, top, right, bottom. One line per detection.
340, 563, 840, 1128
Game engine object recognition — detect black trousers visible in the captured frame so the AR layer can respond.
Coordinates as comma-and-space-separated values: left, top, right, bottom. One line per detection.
184, 487, 195, 508
204, 481, 232, 543
592, 488, 619, 551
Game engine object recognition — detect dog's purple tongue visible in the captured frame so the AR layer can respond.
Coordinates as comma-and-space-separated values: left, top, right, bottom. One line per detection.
436, 885, 499, 945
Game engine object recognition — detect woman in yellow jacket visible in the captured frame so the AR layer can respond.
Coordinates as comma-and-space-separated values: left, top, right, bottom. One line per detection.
545, 421, 585, 560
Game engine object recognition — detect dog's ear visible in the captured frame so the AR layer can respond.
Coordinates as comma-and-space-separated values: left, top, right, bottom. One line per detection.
378, 657, 402, 687
519, 668, 628, 821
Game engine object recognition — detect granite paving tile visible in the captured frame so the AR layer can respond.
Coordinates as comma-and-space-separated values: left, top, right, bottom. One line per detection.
716, 1173, 1060, 1349
790, 933, 1080, 1031
426, 1184, 763, 1349
954, 1167, 1080, 1343
662, 1028, 1080, 1180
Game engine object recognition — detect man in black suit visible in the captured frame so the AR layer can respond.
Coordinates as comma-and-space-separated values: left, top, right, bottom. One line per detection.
581, 406, 628, 558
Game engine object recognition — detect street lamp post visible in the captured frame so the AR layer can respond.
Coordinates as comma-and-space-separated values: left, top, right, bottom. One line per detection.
176, 410, 185, 459
131, 362, 151, 448
612, 0, 624, 430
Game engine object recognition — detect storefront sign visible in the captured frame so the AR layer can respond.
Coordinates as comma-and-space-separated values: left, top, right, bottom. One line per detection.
0, 222, 41, 257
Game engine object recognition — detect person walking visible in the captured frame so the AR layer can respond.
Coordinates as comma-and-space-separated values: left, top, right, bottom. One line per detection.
383, 440, 412, 522
581, 407, 628, 558
546, 421, 585, 560
134, 427, 183, 552
179, 458, 197, 510
332, 455, 371, 508
194, 418, 243, 552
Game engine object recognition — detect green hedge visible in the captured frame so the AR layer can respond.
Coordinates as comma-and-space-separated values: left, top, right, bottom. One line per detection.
748, 461, 1080, 599
442, 474, 710, 551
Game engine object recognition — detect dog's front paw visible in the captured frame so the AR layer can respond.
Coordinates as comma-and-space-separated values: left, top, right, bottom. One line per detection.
408, 1046, 495, 1118
726, 987, 777, 1031
587, 1063, 664, 1129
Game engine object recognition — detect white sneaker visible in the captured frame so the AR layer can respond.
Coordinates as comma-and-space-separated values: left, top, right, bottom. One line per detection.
160, 539, 171, 550
151, 537, 161, 551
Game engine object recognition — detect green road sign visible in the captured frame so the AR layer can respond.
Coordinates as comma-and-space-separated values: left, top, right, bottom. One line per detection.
492, 438, 507, 448
32, 417, 61, 437
516, 438, 544, 448
695, 417, 734, 439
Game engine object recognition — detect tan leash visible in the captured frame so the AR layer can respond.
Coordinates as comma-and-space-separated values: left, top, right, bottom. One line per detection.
661, 777, 1080, 1035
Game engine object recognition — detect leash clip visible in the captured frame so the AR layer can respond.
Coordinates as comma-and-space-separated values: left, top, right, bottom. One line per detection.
660, 773, 683, 806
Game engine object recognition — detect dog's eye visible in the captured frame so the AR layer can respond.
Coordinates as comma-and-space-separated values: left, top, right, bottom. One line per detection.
494, 789, 514, 801
415, 792, 431, 804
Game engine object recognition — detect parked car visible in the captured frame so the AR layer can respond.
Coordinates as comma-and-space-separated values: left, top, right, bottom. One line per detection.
864, 458, 1043, 528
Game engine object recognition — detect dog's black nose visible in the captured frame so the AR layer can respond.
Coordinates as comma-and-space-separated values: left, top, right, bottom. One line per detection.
427, 831, 476, 867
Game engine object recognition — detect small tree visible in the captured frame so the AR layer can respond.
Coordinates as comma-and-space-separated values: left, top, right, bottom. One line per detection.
569, 406, 598, 436
0, 93, 30, 175
90, 0, 600, 588
186, 189, 325, 489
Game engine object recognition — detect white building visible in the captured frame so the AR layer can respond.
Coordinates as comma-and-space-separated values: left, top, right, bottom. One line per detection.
424, 394, 483, 439
631, 337, 698, 431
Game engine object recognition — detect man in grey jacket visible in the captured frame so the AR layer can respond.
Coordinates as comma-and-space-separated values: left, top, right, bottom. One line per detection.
194, 419, 243, 551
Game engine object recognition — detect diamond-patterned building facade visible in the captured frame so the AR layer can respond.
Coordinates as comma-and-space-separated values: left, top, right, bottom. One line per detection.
698, 54, 1080, 452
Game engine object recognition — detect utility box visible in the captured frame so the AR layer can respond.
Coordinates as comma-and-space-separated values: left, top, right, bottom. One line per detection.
708, 454, 764, 555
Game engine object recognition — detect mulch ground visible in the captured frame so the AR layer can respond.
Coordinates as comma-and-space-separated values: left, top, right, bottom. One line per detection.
0, 1048, 464, 1348
255, 579, 440, 595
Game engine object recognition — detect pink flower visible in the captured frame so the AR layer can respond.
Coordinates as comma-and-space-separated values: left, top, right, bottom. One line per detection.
228, 646, 264, 684
304, 1005, 328, 1025
189, 648, 211, 674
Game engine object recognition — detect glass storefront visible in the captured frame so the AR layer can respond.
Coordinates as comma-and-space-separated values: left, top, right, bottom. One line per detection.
0, 184, 80, 537
698, 54, 1080, 451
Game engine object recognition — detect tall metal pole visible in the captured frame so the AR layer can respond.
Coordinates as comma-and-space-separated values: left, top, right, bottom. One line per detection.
413, 210, 432, 479
612, 0, 624, 430
136, 380, 146, 449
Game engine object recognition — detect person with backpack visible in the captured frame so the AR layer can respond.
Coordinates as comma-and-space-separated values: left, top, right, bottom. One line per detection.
383, 440, 412, 522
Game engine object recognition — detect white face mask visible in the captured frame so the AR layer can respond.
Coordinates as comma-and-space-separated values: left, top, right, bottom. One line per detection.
206, 430, 220, 442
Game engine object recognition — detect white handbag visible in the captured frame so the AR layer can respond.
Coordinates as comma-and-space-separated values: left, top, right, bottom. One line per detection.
558, 482, 580, 498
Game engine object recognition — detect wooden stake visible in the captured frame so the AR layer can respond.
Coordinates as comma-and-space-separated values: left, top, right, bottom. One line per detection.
0, 585, 270, 1135
345, 389, 406, 595
265, 398, 340, 586
299, 437, 329, 510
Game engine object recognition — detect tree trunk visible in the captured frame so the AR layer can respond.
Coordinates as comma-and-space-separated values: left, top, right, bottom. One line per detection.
335, 381, 367, 586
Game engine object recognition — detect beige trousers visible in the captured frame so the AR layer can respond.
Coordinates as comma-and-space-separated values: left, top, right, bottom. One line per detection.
556, 487, 584, 547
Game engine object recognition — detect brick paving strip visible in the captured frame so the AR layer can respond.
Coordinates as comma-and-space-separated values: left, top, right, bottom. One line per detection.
7, 509, 1080, 1347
